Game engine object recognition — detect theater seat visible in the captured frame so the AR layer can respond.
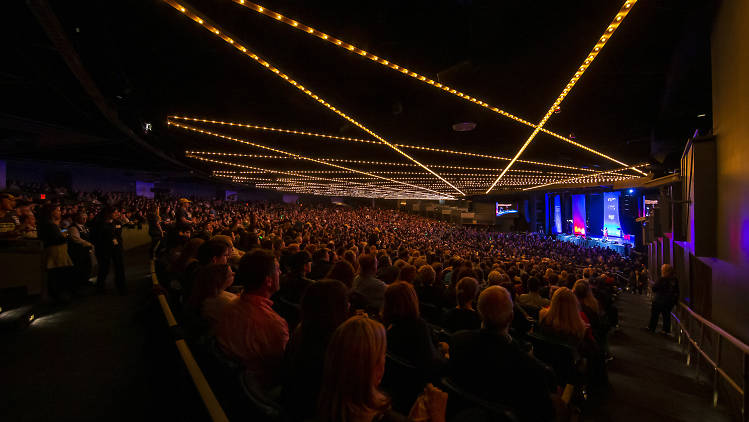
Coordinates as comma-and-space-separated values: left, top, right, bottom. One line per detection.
381, 353, 428, 414
420, 302, 445, 326
526, 332, 584, 388
439, 377, 518, 422
238, 371, 285, 421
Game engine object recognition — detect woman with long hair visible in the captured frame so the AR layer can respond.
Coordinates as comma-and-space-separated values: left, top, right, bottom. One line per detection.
326, 260, 356, 289
538, 287, 587, 343
382, 282, 446, 373
284, 280, 349, 421
318, 315, 446, 422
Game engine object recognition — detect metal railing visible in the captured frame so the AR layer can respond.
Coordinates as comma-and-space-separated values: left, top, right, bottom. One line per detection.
150, 257, 229, 422
672, 302, 748, 421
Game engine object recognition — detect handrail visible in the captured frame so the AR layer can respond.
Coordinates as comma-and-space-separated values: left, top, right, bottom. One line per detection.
671, 302, 748, 421
679, 303, 749, 355
150, 259, 230, 422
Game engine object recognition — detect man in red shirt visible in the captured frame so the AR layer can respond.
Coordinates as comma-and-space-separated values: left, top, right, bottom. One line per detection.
214, 249, 288, 388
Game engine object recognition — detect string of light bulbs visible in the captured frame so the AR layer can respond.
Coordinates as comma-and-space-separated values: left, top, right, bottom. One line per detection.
173, 115, 600, 173
487, 0, 641, 192
162, 0, 464, 196
170, 119, 452, 198
229, 0, 643, 176
523, 164, 646, 191
187, 153, 450, 199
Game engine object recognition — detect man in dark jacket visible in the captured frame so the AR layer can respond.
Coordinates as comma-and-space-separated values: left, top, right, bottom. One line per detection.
307, 248, 331, 280
92, 206, 127, 295
449, 286, 556, 422
648, 264, 679, 333
277, 251, 314, 304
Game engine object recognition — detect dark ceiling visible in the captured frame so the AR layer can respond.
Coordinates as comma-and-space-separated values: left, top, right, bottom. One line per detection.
1, 0, 713, 197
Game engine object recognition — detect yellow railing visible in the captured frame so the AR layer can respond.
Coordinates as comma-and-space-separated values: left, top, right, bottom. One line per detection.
150, 259, 229, 422
672, 302, 748, 421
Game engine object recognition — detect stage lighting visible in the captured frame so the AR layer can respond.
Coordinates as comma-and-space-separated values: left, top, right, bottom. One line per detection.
629, 189, 634, 193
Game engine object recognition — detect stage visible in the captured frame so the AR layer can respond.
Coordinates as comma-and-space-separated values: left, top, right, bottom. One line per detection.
556, 234, 632, 256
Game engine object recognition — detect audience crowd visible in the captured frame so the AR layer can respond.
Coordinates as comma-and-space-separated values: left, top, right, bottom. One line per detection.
0, 183, 648, 421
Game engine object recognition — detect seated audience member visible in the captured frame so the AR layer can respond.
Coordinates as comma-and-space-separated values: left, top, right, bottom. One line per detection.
186, 263, 236, 323
517, 276, 551, 310
278, 250, 314, 304
308, 248, 332, 280
352, 254, 387, 311
326, 260, 356, 289
382, 282, 446, 372
0, 192, 20, 237
573, 280, 604, 341
538, 287, 595, 348
16, 213, 37, 238
449, 286, 556, 422
396, 264, 417, 284
317, 315, 447, 422
67, 211, 94, 288
443, 277, 481, 333
283, 280, 349, 421
343, 249, 359, 272
214, 249, 288, 388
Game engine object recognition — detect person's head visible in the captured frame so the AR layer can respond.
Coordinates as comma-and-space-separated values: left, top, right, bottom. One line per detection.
573, 279, 599, 314
197, 239, 231, 266
0, 193, 15, 211
358, 254, 377, 276
289, 250, 313, 275
456, 277, 479, 309
487, 270, 504, 286
417, 265, 436, 287
527, 276, 542, 293
20, 213, 35, 227
187, 263, 234, 310
382, 281, 419, 325
477, 286, 514, 333
40, 203, 61, 222
397, 264, 417, 284
661, 264, 674, 278
582, 267, 593, 279
73, 211, 87, 225
540, 287, 585, 339
318, 315, 389, 422
326, 260, 356, 289
343, 250, 358, 270
313, 248, 330, 263
236, 249, 280, 297
300, 279, 349, 336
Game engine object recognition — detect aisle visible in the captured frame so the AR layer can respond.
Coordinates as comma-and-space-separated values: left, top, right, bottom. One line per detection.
584, 292, 734, 422
0, 246, 205, 421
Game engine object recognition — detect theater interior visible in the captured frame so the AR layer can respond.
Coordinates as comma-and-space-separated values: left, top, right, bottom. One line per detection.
1, 0, 747, 421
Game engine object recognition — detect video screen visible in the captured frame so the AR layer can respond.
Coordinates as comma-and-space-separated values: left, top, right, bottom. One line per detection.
496, 202, 518, 216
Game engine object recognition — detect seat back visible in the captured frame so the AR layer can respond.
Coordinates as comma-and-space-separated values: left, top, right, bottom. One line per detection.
381, 353, 428, 414
526, 332, 582, 386
238, 372, 285, 422
439, 377, 518, 422
420, 301, 445, 326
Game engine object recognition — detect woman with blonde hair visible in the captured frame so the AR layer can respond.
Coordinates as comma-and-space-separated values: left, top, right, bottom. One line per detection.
538, 287, 588, 342
318, 315, 447, 422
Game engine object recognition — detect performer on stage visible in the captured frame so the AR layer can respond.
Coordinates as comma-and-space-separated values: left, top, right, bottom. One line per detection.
603, 227, 609, 241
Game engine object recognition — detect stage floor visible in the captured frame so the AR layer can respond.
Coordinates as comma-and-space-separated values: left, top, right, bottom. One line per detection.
556, 234, 632, 255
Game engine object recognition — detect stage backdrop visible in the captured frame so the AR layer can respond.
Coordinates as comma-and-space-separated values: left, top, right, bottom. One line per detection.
553, 195, 562, 234
572, 194, 586, 235
603, 191, 622, 237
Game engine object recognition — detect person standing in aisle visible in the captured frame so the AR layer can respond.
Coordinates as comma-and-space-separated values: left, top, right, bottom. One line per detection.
92, 206, 127, 295
647, 264, 679, 334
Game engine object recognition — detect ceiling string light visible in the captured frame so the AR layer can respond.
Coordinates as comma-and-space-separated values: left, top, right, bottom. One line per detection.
487, 0, 641, 192
170, 119, 452, 198
172, 116, 600, 172
230, 0, 642, 175
162, 0, 464, 196
190, 154, 449, 199
190, 150, 603, 177
523, 163, 647, 191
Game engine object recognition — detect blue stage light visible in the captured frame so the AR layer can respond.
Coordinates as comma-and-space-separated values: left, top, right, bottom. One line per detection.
628, 189, 634, 194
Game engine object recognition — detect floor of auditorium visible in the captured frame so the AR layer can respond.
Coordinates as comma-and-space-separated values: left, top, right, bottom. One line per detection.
0, 246, 736, 421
